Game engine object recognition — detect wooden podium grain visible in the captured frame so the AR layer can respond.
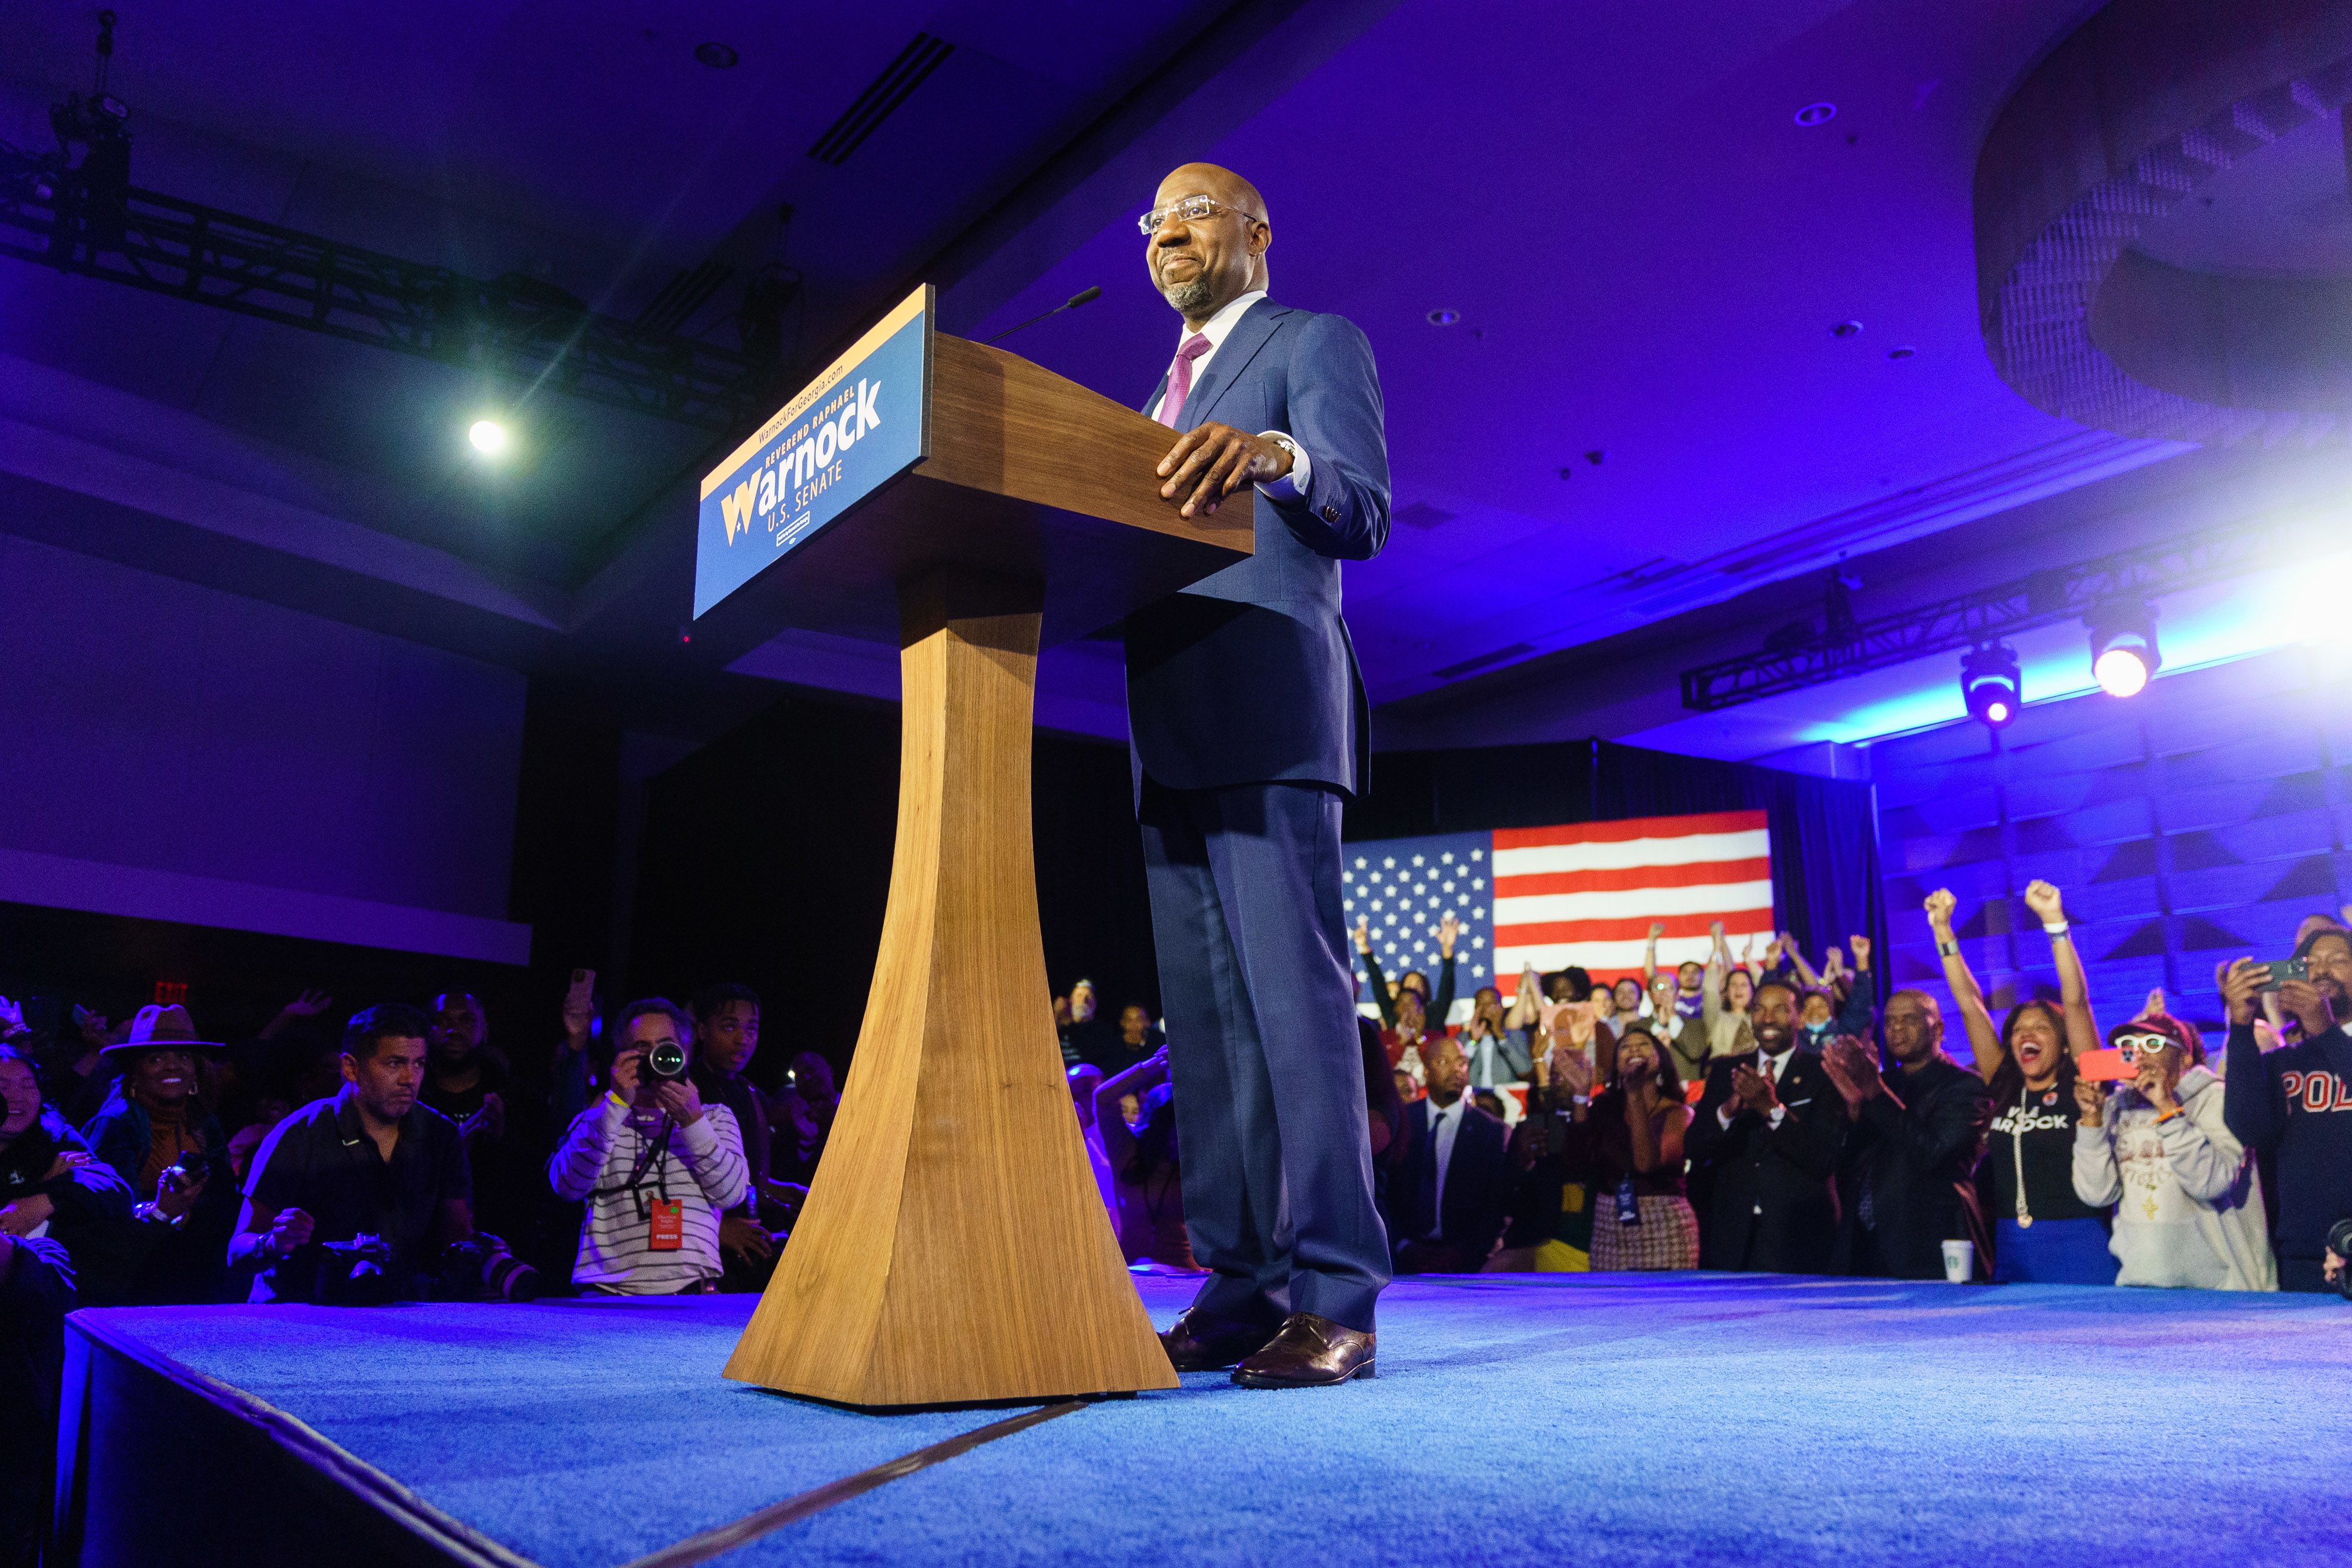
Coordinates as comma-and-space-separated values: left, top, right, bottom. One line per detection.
707, 304, 1248, 1409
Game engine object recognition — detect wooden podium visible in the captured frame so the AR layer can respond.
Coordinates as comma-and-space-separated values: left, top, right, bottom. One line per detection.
696, 287, 1248, 1409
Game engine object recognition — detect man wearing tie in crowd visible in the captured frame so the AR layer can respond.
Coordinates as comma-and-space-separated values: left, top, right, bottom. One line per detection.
1125, 162, 1392, 1388
1685, 978, 1843, 1273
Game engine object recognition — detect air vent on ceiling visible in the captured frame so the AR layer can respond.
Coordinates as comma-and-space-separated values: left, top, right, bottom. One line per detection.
807, 33, 955, 166
1432, 642, 1535, 681
634, 258, 734, 337
1394, 502, 1455, 530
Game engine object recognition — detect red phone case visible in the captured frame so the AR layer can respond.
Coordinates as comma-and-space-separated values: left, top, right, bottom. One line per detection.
2075, 1048, 2132, 1082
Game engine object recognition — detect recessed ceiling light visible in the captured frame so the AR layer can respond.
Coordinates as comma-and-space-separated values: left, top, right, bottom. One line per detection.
1832, 319, 1863, 337
1426, 308, 1459, 325
694, 41, 740, 69
468, 419, 510, 456
1795, 102, 1837, 127
1887, 345, 1915, 359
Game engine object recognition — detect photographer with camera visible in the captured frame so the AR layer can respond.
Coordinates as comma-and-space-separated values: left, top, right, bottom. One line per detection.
549, 999, 747, 1294
233, 1004, 476, 1303
2219, 928, 2352, 1293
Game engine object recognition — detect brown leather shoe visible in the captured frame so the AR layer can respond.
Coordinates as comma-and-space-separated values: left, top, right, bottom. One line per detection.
1230, 1312, 1376, 1388
1158, 1309, 1278, 1373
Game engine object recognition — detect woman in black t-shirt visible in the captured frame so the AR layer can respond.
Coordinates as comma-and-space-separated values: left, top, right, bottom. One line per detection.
1926, 880, 2117, 1285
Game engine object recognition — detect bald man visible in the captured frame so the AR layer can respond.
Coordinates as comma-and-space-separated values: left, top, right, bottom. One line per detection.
1126, 163, 1391, 1388
1821, 990, 1994, 1280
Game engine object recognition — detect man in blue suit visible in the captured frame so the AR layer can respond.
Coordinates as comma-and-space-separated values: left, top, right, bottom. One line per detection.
1127, 162, 1391, 1389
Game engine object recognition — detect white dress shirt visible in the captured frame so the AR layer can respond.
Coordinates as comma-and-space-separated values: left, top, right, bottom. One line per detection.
1147, 289, 1312, 499
1428, 1094, 1468, 1239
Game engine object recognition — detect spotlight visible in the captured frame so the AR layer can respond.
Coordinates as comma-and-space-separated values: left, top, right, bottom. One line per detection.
2088, 600, 2159, 698
467, 419, 509, 456
1960, 643, 2021, 729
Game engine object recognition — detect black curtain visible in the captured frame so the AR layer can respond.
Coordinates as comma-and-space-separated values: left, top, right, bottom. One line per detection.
1345, 738, 1886, 978
628, 693, 1160, 1090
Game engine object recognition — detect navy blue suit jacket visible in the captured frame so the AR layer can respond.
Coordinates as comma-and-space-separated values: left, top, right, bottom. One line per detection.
1125, 298, 1391, 796
1393, 1097, 1511, 1262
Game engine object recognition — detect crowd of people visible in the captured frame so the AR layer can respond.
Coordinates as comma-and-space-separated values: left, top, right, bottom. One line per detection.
6, 880, 2350, 1562
1069, 882, 2352, 1308
0, 969, 836, 1566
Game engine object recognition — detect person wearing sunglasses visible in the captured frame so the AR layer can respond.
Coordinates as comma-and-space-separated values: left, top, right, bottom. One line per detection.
1124, 163, 1394, 1390
1925, 882, 2114, 1283
2073, 1014, 2274, 1290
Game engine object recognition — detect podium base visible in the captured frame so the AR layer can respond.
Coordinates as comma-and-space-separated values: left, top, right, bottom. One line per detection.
724, 568, 1177, 1409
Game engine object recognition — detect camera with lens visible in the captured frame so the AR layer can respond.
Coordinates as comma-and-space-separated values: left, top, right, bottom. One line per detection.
644, 1037, 689, 1081
436, 1232, 544, 1303
2327, 1218, 2352, 1302
312, 1233, 397, 1306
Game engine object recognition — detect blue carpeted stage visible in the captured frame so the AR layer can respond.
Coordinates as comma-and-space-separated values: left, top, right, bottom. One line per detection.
54, 1271, 2352, 1567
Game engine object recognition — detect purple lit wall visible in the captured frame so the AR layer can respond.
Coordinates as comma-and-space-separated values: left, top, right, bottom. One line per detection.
1873, 646, 2352, 1039
0, 536, 531, 962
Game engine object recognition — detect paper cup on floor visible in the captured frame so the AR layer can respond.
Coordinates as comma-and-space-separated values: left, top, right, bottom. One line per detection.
1941, 1239, 1974, 1283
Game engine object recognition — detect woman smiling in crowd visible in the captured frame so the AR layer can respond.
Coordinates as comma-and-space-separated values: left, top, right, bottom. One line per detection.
1927, 882, 2114, 1283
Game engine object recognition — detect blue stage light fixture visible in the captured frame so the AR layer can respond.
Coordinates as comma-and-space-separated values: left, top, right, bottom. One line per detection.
1960, 643, 2022, 729
468, 418, 509, 457
2089, 601, 2159, 698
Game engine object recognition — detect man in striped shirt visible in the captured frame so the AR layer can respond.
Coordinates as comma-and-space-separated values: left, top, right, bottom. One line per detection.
549, 999, 747, 1295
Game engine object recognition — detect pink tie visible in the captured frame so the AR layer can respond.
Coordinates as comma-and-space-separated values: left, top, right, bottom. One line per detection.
1155, 333, 1211, 429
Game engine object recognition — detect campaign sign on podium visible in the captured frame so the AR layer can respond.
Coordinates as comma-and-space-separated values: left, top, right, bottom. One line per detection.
693, 287, 933, 619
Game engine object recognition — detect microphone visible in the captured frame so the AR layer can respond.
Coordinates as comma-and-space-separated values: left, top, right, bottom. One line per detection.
981, 285, 1101, 345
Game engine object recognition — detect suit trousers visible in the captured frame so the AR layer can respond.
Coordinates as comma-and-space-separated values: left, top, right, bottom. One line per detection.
1137, 775, 1391, 1332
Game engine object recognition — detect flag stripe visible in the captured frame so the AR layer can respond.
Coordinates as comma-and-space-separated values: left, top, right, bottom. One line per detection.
1345, 812, 1775, 1005
1493, 929, 1774, 985
1492, 809, 1768, 850
1493, 878, 1773, 922
1491, 828, 1770, 877
1494, 909, 1774, 947
1494, 857, 1771, 898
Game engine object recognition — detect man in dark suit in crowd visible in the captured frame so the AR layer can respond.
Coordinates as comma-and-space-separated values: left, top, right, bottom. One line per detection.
1821, 991, 1994, 1279
1125, 161, 1392, 1389
1685, 978, 1843, 1273
1392, 1038, 1510, 1273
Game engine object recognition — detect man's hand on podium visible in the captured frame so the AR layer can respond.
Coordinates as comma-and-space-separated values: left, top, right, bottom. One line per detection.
1158, 421, 1293, 518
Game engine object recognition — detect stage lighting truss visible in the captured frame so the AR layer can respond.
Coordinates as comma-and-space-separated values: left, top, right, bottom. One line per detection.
1960, 643, 2022, 729
2088, 599, 2160, 698
1679, 510, 2309, 713
0, 141, 761, 432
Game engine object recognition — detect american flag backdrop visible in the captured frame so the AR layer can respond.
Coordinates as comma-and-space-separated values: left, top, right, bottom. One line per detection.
1344, 810, 1777, 1018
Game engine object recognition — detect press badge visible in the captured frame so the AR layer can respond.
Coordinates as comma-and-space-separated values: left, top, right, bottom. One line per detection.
649, 1199, 684, 1251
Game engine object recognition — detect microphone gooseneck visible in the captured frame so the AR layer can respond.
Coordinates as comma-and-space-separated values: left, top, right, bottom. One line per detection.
981, 286, 1102, 346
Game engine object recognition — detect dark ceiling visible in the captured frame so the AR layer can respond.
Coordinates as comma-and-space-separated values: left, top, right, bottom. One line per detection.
1, 0, 2341, 760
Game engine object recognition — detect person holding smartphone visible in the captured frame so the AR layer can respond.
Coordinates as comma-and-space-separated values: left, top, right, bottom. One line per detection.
2219, 927, 2352, 1292
2073, 1014, 2272, 1290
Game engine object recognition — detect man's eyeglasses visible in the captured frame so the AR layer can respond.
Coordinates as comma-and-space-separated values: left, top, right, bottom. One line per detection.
1137, 193, 1265, 235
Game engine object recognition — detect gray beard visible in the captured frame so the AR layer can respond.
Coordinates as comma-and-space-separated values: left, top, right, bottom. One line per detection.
1159, 276, 1214, 315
